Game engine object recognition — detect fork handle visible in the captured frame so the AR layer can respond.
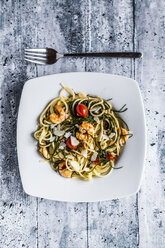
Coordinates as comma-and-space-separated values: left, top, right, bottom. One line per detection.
64, 52, 142, 58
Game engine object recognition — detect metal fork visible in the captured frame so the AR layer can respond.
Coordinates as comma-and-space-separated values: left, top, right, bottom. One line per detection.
24, 48, 142, 65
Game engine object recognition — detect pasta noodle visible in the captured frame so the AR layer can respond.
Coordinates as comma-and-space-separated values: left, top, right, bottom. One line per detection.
34, 84, 132, 180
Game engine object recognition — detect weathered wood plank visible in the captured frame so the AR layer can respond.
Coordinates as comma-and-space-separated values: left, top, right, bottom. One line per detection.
85, 0, 134, 76
85, 0, 139, 247
0, 1, 38, 247
37, 201, 87, 248
30, 1, 88, 247
135, 0, 165, 247
1, 0, 165, 247
88, 198, 139, 248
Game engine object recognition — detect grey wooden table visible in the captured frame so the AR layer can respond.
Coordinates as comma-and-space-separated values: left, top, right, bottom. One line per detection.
0, 0, 165, 247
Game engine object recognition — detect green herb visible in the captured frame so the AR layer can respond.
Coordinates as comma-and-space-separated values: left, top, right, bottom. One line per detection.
69, 150, 78, 158
112, 166, 123, 169
74, 115, 93, 123
71, 171, 80, 178
87, 133, 98, 148
121, 133, 133, 138
96, 143, 109, 164
117, 116, 129, 130
68, 101, 75, 116
51, 138, 61, 158
52, 160, 63, 170
103, 101, 110, 110
114, 104, 128, 113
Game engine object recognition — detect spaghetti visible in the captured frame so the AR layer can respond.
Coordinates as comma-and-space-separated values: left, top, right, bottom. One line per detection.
34, 84, 132, 180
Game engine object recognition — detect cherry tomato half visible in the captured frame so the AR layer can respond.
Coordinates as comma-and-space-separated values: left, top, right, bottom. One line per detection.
76, 104, 88, 117
66, 138, 78, 150
107, 153, 116, 160
94, 157, 99, 165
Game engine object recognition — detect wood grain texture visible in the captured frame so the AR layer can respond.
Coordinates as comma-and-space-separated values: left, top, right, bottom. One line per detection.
135, 0, 165, 247
0, 1, 38, 247
85, 1, 139, 248
33, 1, 88, 247
0, 0, 165, 247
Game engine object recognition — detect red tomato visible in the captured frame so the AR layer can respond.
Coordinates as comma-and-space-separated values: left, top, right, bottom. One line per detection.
94, 157, 99, 165
76, 104, 88, 117
66, 138, 78, 150
107, 153, 116, 160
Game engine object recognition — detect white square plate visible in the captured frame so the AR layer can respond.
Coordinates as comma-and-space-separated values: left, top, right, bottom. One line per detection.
17, 72, 146, 202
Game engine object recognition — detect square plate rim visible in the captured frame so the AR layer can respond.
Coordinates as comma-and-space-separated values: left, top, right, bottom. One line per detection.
17, 72, 147, 202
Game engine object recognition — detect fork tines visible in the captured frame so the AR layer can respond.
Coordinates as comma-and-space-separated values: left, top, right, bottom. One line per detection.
25, 48, 47, 53
24, 48, 48, 64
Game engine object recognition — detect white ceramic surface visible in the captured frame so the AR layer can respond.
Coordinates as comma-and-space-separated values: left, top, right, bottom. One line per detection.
17, 72, 146, 202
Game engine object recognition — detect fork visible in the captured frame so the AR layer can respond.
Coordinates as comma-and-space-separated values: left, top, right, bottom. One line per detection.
24, 48, 142, 65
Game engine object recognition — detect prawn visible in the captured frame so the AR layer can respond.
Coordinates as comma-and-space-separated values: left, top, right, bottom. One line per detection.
39, 147, 50, 159
58, 161, 72, 178
50, 105, 65, 124
120, 128, 129, 145
76, 121, 94, 141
